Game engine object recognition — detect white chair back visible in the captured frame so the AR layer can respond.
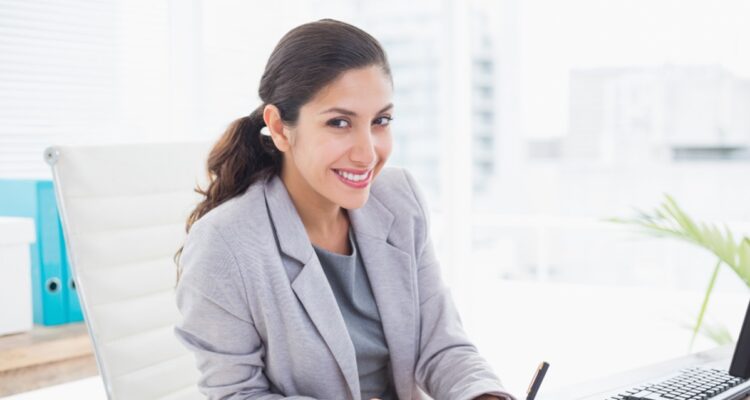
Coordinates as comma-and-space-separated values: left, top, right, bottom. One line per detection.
44, 142, 211, 400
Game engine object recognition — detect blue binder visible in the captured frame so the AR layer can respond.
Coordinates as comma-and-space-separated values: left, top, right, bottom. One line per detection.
41, 182, 82, 323
61, 231, 83, 322
0, 180, 82, 325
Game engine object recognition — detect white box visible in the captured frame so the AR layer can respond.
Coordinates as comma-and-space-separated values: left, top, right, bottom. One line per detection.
0, 216, 36, 336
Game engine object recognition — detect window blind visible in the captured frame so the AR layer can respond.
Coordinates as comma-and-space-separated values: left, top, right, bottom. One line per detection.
0, 0, 172, 179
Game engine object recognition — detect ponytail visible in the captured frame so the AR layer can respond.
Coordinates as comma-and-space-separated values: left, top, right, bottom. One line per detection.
174, 105, 281, 283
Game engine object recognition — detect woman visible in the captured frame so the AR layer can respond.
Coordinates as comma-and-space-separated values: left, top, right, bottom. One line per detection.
174, 19, 517, 400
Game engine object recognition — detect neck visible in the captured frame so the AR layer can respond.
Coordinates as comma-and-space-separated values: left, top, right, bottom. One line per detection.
280, 165, 348, 241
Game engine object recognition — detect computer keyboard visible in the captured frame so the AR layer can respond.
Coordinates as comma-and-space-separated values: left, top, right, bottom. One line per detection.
607, 367, 746, 400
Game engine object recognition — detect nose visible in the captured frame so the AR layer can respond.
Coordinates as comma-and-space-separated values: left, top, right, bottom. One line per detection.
350, 127, 376, 167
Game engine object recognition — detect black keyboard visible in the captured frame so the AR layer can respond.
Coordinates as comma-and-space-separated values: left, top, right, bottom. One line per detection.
607, 367, 746, 400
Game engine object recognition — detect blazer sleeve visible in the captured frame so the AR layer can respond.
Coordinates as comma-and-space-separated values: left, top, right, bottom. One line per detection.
402, 169, 518, 400
174, 220, 316, 400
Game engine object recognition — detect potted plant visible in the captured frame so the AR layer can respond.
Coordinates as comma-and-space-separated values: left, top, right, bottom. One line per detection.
609, 195, 750, 349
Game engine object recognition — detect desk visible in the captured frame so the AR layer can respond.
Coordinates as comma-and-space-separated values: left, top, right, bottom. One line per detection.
3, 345, 748, 400
543, 345, 749, 399
0, 323, 97, 396
458, 280, 750, 395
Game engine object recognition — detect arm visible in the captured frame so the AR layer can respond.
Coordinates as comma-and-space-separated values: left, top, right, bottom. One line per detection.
174, 221, 317, 400
403, 169, 518, 400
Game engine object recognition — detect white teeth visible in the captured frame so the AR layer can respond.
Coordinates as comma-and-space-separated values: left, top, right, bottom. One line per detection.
335, 169, 368, 182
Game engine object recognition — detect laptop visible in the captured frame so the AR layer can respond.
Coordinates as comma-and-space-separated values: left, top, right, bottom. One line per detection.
605, 299, 750, 400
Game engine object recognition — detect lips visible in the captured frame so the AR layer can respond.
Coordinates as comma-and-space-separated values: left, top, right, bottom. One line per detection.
333, 168, 373, 188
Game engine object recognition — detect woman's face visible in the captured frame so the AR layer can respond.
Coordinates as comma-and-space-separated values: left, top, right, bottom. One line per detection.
281, 65, 394, 210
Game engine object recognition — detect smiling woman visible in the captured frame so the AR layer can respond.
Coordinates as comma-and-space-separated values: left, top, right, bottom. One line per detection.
263, 65, 395, 253
173, 18, 516, 400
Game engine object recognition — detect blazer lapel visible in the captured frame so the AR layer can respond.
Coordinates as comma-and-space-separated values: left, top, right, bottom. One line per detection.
349, 196, 418, 400
263, 175, 360, 399
290, 257, 361, 399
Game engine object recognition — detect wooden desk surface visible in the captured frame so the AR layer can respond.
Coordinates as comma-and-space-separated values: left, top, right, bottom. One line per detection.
542, 345, 749, 399
0, 323, 98, 396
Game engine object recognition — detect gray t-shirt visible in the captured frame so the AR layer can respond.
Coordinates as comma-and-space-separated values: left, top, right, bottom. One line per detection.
312, 228, 397, 400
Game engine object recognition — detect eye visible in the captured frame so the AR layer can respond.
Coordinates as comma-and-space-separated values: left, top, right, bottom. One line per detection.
373, 115, 393, 126
327, 118, 350, 129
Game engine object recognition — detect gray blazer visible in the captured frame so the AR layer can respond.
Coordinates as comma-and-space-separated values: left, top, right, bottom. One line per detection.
174, 167, 515, 400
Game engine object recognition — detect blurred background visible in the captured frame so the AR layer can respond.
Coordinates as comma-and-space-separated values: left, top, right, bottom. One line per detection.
2, 0, 750, 397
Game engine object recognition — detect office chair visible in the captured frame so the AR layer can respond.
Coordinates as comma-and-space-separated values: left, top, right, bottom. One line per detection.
45, 142, 211, 400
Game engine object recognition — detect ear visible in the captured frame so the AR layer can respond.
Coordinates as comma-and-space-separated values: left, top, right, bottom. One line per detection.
263, 104, 292, 153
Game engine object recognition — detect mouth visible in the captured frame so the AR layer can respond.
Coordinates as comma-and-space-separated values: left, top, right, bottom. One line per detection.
332, 168, 373, 189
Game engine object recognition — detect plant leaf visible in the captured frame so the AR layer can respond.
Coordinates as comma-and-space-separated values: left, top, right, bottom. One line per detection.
690, 259, 722, 351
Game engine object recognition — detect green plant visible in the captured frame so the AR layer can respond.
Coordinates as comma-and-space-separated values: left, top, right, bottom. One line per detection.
608, 194, 750, 349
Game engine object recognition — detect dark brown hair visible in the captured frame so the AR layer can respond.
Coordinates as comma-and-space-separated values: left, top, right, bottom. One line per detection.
174, 18, 392, 282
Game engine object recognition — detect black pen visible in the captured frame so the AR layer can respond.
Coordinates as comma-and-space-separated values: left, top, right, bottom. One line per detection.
526, 361, 549, 400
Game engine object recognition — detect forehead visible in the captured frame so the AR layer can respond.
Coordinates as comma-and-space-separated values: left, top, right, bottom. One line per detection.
304, 66, 393, 114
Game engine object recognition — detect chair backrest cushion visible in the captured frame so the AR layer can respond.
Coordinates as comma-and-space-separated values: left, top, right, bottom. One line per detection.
46, 142, 211, 400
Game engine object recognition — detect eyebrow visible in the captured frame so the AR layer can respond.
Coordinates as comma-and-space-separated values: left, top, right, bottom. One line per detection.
319, 103, 394, 117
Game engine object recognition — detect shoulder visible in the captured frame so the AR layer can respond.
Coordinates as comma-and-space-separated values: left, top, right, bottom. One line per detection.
187, 175, 275, 255
178, 179, 270, 294
366, 167, 434, 258
191, 179, 268, 236
370, 166, 432, 226
181, 180, 273, 273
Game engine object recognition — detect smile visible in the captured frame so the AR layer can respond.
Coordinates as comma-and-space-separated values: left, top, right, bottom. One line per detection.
333, 169, 372, 188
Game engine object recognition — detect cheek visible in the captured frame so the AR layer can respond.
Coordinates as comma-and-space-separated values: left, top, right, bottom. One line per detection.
375, 133, 393, 159
291, 131, 328, 162
298, 137, 349, 172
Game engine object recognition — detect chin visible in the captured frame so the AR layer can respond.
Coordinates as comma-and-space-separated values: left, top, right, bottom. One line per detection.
339, 192, 370, 210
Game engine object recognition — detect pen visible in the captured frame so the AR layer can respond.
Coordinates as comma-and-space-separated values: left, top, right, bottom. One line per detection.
526, 361, 549, 400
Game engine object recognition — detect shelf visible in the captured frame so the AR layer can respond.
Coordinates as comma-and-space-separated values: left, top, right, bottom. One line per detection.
0, 323, 98, 396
